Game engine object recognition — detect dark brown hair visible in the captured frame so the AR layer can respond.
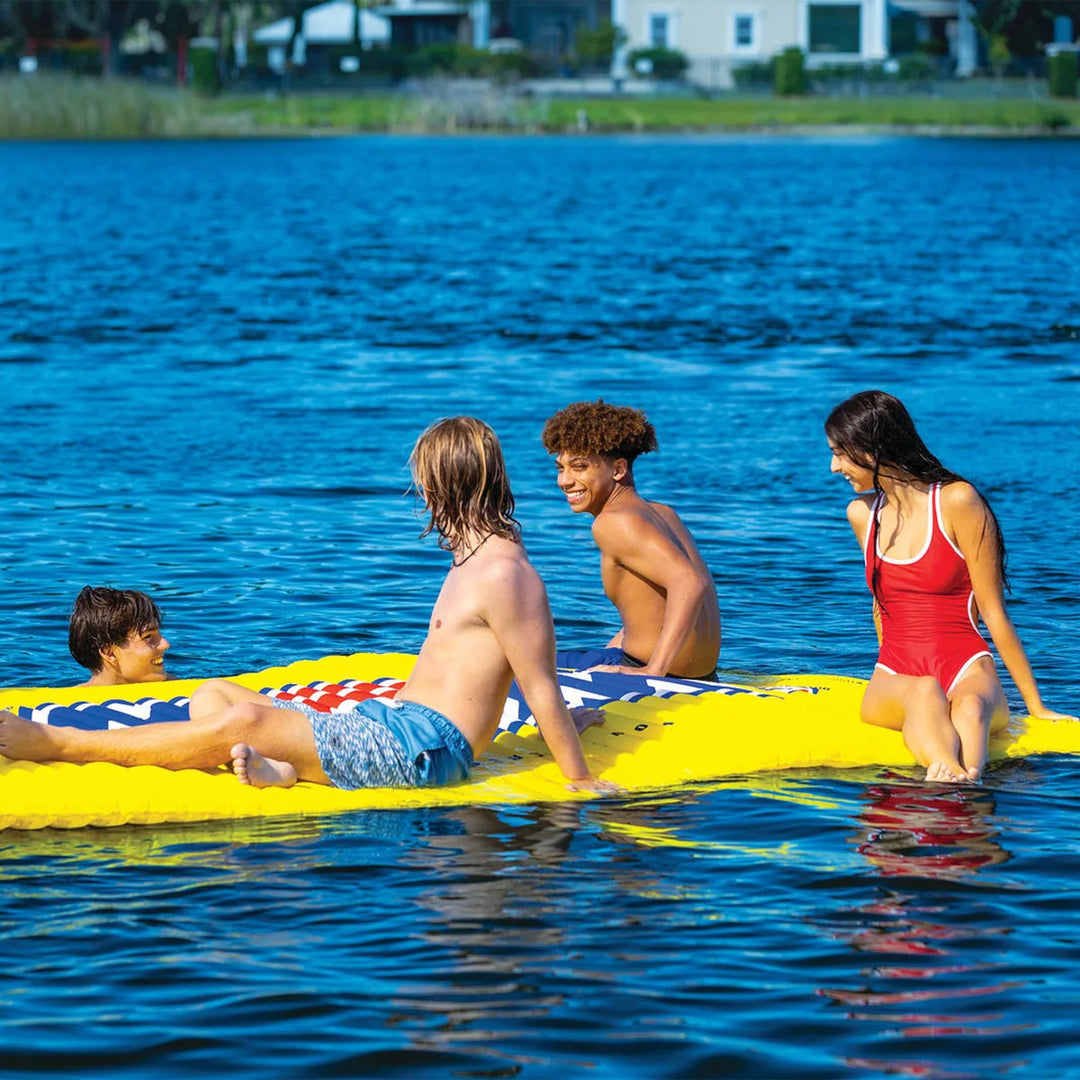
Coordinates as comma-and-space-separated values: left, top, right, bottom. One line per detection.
541, 400, 658, 463
68, 586, 163, 673
825, 390, 1008, 599
410, 417, 521, 551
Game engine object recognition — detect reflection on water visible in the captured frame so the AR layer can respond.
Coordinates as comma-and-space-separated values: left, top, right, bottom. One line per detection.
856, 778, 1010, 882
818, 779, 1029, 1079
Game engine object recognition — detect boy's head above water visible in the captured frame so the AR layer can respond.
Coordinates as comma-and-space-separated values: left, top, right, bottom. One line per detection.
543, 401, 659, 516
69, 586, 170, 685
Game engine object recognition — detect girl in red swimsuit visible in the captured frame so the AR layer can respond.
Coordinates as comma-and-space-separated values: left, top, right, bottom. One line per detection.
825, 390, 1074, 783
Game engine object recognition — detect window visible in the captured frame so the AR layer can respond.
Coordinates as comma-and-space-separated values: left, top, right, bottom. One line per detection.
735, 14, 754, 48
808, 3, 861, 54
650, 13, 669, 49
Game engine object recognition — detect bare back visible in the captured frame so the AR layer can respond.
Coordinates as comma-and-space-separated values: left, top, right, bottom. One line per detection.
596, 495, 720, 678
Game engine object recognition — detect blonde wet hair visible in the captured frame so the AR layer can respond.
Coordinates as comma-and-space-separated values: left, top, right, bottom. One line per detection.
410, 417, 521, 551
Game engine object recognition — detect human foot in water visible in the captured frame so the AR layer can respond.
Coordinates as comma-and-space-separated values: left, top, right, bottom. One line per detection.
925, 759, 970, 784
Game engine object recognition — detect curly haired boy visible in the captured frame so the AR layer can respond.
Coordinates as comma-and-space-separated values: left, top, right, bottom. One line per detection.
542, 401, 720, 680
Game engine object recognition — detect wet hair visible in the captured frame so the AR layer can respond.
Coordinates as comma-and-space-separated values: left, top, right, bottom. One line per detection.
68, 586, 163, 673
824, 390, 1008, 599
541, 400, 658, 464
410, 416, 521, 551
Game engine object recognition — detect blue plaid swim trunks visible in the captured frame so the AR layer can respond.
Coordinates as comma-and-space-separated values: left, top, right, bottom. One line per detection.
275, 696, 473, 790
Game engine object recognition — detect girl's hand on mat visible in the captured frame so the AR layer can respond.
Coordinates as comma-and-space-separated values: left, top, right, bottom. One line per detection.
569, 706, 606, 734
566, 776, 621, 796
1032, 706, 1079, 722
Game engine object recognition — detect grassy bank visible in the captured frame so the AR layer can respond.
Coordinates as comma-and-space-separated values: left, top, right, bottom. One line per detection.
4, 75, 1080, 138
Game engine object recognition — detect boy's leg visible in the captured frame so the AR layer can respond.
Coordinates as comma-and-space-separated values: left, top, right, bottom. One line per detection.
189, 678, 280, 721
0, 701, 331, 784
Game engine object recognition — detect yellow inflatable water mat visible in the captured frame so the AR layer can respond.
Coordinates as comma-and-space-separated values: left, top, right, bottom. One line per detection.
1, 652, 1077, 831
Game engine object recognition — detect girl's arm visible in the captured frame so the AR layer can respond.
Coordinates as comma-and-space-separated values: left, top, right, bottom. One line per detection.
846, 496, 881, 643
945, 483, 1076, 721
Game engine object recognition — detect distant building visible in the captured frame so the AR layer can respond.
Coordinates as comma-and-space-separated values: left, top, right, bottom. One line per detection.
614, 0, 890, 89
253, 0, 390, 72
372, 1, 474, 51
888, 1, 976, 77
488, 0, 611, 59
373, 0, 610, 55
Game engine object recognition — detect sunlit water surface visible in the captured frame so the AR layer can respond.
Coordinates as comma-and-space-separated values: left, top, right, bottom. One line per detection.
1, 135, 1078, 1077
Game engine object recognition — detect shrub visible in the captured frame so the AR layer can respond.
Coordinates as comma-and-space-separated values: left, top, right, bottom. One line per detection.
190, 45, 220, 95
1048, 50, 1078, 99
774, 46, 805, 95
732, 60, 773, 88
897, 54, 935, 82
576, 21, 627, 71
628, 46, 689, 80
406, 43, 488, 78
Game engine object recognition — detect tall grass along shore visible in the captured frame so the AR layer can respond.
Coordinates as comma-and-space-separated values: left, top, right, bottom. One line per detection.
4, 75, 1080, 138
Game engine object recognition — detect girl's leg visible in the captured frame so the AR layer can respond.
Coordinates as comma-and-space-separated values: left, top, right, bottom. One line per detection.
948, 658, 1009, 781
861, 669, 969, 782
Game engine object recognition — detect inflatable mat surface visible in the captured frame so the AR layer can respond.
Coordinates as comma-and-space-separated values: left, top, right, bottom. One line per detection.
2, 653, 1078, 830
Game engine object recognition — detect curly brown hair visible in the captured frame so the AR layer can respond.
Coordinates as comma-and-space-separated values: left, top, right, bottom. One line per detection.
410, 416, 521, 551
541, 400, 658, 463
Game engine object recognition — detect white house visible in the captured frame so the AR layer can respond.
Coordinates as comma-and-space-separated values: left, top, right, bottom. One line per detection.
612, 0, 889, 89
254, 0, 390, 71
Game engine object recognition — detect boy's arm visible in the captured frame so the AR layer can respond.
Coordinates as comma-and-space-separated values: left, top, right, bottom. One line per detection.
482, 559, 619, 793
592, 512, 710, 677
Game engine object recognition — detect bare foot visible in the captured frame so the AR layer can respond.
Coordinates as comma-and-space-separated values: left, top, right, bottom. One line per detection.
230, 743, 297, 789
965, 764, 984, 783
925, 760, 970, 784
569, 707, 606, 734
0, 712, 61, 762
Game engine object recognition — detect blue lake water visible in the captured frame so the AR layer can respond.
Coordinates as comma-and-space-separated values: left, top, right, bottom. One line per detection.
1, 134, 1079, 1077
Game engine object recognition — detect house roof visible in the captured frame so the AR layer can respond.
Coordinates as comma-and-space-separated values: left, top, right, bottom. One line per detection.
890, 1, 961, 17
253, 0, 390, 45
373, 2, 467, 18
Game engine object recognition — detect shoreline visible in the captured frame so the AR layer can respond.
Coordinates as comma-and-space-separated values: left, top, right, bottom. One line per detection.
4, 125, 1078, 141
3, 77, 1079, 139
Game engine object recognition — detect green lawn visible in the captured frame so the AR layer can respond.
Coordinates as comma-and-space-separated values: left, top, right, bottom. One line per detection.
542, 96, 1080, 132
4, 76, 1079, 138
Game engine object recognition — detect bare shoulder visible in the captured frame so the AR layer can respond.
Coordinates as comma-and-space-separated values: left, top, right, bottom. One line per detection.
592, 501, 660, 549
846, 493, 875, 527
939, 480, 986, 518
471, 542, 544, 598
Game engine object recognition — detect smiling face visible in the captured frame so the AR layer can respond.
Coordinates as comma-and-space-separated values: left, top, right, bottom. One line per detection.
828, 441, 875, 493
99, 625, 171, 684
555, 451, 627, 517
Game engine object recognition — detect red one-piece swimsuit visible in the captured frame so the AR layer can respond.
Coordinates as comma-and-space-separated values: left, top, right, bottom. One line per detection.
865, 483, 992, 695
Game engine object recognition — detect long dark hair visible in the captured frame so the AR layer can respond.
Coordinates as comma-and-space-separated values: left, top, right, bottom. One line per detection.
824, 390, 1008, 600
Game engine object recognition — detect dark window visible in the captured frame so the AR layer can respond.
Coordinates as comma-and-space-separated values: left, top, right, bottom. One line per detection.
735, 15, 754, 47
650, 14, 669, 48
808, 4, 861, 54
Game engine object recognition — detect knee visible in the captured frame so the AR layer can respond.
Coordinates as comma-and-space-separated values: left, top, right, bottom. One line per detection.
951, 693, 991, 730
191, 678, 233, 708
207, 702, 264, 744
